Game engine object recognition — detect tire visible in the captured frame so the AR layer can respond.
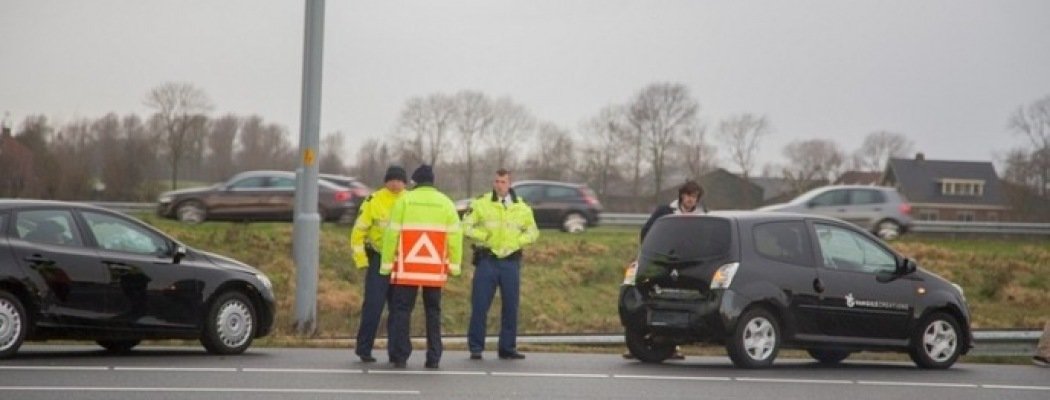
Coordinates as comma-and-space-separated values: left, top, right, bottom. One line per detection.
726, 308, 780, 369
0, 290, 28, 359
561, 212, 588, 233
201, 292, 256, 355
624, 327, 676, 363
875, 219, 901, 240
909, 312, 962, 369
807, 348, 850, 364
176, 200, 207, 224
97, 339, 141, 353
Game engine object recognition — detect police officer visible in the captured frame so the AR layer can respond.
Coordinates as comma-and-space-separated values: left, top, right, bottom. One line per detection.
380, 165, 462, 369
464, 168, 539, 360
349, 166, 407, 363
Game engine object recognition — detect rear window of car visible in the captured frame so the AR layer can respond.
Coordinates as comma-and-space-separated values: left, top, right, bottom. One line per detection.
642, 216, 731, 261
753, 221, 813, 266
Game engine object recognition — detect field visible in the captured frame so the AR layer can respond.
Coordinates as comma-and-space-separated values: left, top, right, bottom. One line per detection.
137, 216, 1050, 338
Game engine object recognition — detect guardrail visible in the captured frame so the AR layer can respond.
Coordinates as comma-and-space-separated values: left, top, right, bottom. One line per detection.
87, 201, 156, 214
603, 213, 1050, 235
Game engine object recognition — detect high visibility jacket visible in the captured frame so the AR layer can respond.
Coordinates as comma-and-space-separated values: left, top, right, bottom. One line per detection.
462, 190, 539, 258
350, 188, 404, 268
380, 185, 463, 287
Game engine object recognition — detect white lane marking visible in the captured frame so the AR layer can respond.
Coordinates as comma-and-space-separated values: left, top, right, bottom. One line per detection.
491, 372, 609, 379
614, 374, 732, 381
0, 366, 109, 371
858, 380, 979, 388
240, 368, 364, 374
112, 367, 237, 372
368, 370, 487, 376
981, 384, 1050, 391
736, 377, 853, 385
0, 386, 419, 395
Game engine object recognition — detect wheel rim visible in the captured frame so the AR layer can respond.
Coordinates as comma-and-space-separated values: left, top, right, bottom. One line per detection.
878, 221, 900, 240
922, 319, 957, 363
563, 214, 586, 233
743, 317, 775, 361
0, 298, 23, 352
178, 204, 204, 224
216, 299, 253, 349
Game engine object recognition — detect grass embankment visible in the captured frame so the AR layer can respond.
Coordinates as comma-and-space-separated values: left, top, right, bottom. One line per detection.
138, 216, 1050, 338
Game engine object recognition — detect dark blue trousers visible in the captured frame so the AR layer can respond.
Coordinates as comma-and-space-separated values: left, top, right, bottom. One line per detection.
354, 250, 389, 358
467, 257, 521, 355
388, 285, 443, 365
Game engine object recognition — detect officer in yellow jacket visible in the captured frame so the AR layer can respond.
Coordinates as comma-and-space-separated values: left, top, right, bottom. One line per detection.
380, 165, 462, 369
464, 168, 539, 360
349, 166, 406, 363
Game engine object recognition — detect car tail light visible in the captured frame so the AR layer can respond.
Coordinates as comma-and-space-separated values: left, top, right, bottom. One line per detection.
580, 189, 600, 206
334, 190, 352, 202
899, 203, 912, 215
623, 260, 639, 285
710, 262, 739, 290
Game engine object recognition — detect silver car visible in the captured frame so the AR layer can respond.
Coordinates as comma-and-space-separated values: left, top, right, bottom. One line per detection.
758, 185, 913, 239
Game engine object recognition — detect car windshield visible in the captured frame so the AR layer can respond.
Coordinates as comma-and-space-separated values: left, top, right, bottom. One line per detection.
641, 216, 731, 261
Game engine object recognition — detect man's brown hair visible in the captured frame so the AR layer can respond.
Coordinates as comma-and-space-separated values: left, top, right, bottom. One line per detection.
496, 168, 511, 177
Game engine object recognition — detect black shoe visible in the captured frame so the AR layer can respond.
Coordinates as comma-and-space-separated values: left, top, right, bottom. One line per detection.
358, 354, 377, 363
470, 353, 482, 360
392, 361, 407, 369
425, 361, 439, 369
1034, 356, 1050, 367
498, 352, 526, 360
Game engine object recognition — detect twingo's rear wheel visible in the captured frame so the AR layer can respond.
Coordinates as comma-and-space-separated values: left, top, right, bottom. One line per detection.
201, 291, 256, 355
807, 348, 851, 364
562, 212, 588, 233
97, 339, 141, 353
727, 308, 780, 369
909, 312, 962, 369
0, 291, 28, 359
624, 327, 675, 363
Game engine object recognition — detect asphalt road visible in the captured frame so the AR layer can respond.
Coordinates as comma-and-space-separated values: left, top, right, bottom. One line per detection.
0, 345, 1047, 400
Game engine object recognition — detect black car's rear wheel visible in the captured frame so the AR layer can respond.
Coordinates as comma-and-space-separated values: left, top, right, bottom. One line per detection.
909, 312, 962, 369
561, 212, 588, 233
176, 200, 207, 224
624, 327, 675, 363
727, 308, 780, 369
807, 348, 850, 364
0, 290, 28, 359
97, 339, 141, 353
201, 292, 256, 355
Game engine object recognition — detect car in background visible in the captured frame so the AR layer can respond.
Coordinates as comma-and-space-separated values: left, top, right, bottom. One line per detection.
0, 200, 275, 358
758, 185, 912, 240
619, 211, 971, 369
457, 180, 602, 233
319, 174, 372, 223
156, 170, 357, 224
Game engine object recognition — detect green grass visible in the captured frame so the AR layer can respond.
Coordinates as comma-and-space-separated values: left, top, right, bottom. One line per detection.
134, 216, 1050, 338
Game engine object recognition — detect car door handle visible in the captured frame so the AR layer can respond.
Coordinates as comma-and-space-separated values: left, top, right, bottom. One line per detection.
103, 260, 133, 270
813, 278, 825, 293
23, 254, 53, 264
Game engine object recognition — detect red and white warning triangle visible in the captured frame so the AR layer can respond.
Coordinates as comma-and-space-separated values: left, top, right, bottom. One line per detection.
404, 232, 442, 264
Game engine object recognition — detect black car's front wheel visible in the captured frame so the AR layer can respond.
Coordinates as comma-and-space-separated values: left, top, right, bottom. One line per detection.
201, 291, 256, 355
97, 339, 141, 353
176, 200, 207, 224
909, 312, 962, 369
727, 308, 780, 369
0, 291, 27, 359
624, 327, 675, 363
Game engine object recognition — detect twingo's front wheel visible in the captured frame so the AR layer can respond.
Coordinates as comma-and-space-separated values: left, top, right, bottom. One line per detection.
0, 291, 28, 359
727, 308, 780, 369
624, 327, 675, 363
909, 312, 962, 369
201, 292, 256, 355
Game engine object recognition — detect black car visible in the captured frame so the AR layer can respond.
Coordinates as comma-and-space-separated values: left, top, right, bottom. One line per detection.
619, 211, 971, 369
0, 200, 275, 358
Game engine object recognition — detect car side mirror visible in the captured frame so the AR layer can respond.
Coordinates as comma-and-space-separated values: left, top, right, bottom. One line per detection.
897, 257, 917, 275
173, 245, 187, 264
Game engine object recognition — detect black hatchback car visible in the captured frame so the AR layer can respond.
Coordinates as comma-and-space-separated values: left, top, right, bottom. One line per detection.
0, 200, 275, 358
619, 211, 971, 369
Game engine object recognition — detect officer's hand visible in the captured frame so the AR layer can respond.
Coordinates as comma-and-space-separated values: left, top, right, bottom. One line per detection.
449, 264, 462, 277
353, 255, 368, 269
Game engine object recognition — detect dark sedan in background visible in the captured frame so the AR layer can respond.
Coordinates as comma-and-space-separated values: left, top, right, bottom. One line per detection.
157, 170, 360, 224
0, 200, 275, 358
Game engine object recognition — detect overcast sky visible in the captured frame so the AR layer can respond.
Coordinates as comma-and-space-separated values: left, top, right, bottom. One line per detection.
3, 0, 1049, 171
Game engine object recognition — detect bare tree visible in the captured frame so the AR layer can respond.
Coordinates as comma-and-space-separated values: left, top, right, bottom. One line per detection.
319, 131, 347, 174
781, 139, 845, 194
206, 115, 239, 181
853, 131, 914, 172
349, 137, 391, 185
238, 116, 294, 171
717, 113, 770, 181
1008, 95, 1050, 196
452, 91, 494, 195
485, 97, 535, 169
626, 83, 700, 201
395, 93, 455, 167
579, 105, 628, 198
525, 122, 576, 181
678, 122, 716, 180
144, 82, 212, 190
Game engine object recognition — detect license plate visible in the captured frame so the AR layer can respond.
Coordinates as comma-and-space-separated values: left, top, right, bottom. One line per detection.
649, 310, 690, 327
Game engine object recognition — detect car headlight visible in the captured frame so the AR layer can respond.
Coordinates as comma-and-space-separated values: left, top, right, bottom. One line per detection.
622, 261, 638, 285
710, 262, 740, 290
255, 273, 273, 292
158, 194, 173, 204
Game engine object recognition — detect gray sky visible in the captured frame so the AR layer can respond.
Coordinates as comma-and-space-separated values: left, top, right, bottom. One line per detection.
3, 0, 1049, 171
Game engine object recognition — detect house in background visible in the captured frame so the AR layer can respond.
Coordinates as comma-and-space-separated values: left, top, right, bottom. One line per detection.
883, 153, 1009, 221
835, 171, 882, 186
